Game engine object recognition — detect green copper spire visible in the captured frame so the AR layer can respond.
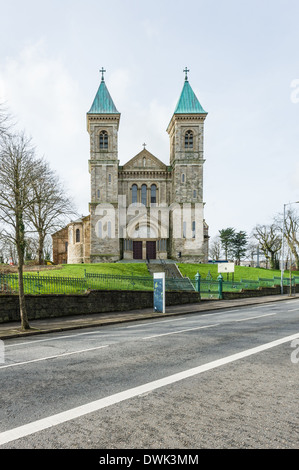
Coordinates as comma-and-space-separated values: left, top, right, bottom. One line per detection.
87, 68, 120, 114
173, 68, 207, 114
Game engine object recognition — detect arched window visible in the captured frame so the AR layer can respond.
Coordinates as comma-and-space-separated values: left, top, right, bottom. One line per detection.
99, 130, 108, 149
141, 184, 147, 206
182, 173, 185, 183
151, 184, 157, 204
185, 130, 193, 149
132, 184, 138, 204
75, 228, 80, 243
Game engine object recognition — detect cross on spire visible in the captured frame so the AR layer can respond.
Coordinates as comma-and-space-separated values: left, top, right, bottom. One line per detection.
100, 67, 106, 81
183, 67, 190, 81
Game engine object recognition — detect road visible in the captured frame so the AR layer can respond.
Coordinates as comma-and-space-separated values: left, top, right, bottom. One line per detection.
0, 298, 299, 451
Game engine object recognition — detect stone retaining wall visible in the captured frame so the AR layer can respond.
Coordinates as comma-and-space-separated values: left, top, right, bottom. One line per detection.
0, 290, 201, 323
222, 284, 298, 299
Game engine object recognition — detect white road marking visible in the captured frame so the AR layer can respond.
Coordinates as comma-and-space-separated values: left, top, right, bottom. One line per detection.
126, 317, 183, 328
2, 312, 285, 366
6, 299, 298, 348
0, 332, 298, 447
142, 323, 219, 339
199, 310, 242, 317
0, 345, 109, 370
142, 313, 277, 338
233, 313, 277, 322
288, 308, 299, 312
5, 330, 107, 349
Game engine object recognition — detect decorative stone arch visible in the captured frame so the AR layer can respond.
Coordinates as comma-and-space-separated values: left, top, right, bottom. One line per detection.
184, 129, 194, 149
130, 183, 138, 204
146, 181, 159, 204
126, 217, 158, 240
67, 221, 85, 264
95, 128, 110, 151
126, 208, 168, 240
181, 126, 200, 152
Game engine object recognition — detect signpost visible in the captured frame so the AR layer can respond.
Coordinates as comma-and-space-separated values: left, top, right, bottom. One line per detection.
218, 262, 235, 280
217, 262, 235, 273
153, 273, 165, 313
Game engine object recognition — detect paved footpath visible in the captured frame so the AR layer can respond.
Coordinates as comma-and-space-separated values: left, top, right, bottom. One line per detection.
0, 294, 298, 340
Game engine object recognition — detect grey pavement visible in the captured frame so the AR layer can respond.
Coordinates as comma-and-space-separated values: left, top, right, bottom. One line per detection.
1, 293, 298, 340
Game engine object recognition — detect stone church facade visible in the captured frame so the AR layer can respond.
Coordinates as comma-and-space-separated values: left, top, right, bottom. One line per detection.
52, 69, 209, 264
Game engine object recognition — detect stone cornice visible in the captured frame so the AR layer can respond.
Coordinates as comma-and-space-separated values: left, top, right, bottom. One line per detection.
166, 113, 207, 135
118, 169, 172, 180
87, 113, 121, 132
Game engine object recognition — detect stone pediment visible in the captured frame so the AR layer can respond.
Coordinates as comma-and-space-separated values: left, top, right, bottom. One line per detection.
122, 149, 167, 171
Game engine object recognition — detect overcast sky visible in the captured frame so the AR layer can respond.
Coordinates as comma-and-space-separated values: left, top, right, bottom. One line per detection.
0, 0, 298, 241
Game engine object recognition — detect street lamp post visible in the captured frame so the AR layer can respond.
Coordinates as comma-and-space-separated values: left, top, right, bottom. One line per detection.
280, 201, 299, 295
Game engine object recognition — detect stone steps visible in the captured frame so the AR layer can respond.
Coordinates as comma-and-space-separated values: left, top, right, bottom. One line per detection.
146, 261, 182, 278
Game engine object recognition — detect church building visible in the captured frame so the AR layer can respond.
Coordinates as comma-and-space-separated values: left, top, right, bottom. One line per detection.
52, 68, 209, 264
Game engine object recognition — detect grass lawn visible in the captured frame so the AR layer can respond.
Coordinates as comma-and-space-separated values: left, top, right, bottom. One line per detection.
2, 262, 298, 295
35, 263, 151, 278
178, 263, 299, 281
20, 262, 299, 282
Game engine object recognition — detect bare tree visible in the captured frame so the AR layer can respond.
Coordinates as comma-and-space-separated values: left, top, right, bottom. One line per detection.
0, 236, 17, 265
209, 235, 222, 260
0, 102, 12, 139
26, 160, 77, 265
24, 235, 39, 262
252, 224, 281, 270
43, 234, 53, 262
275, 207, 299, 270
246, 240, 261, 267
0, 132, 42, 330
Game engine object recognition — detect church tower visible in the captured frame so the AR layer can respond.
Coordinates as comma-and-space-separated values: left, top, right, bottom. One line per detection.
167, 68, 209, 262
86, 68, 121, 262
56, 68, 209, 264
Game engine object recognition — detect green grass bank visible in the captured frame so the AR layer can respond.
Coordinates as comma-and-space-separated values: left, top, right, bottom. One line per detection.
18, 262, 299, 281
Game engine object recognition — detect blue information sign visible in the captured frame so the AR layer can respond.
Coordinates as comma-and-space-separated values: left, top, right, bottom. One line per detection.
153, 273, 165, 313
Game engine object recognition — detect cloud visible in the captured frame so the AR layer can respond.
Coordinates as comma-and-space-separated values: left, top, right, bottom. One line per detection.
291, 162, 299, 192
0, 40, 89, 215
109, 68, 131, 106
141, 19, 161, 40
0, 40, 82, 140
